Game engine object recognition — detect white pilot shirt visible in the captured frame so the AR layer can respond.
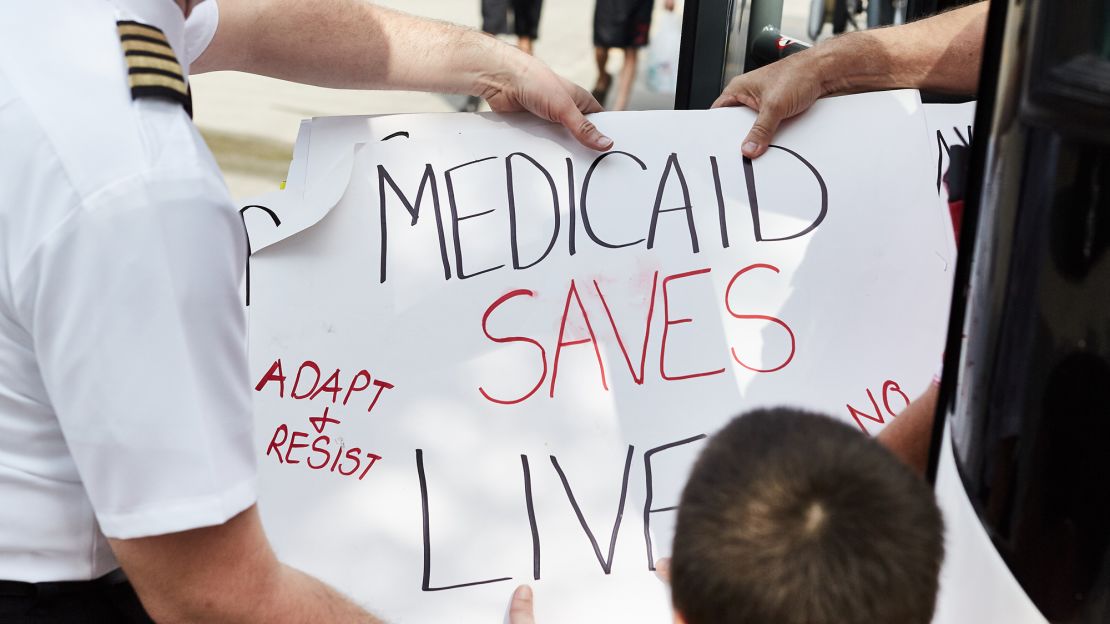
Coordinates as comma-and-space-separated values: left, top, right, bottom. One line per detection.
0, 0, 256, 582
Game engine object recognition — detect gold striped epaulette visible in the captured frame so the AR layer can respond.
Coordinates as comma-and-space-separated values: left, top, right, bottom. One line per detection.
117, 20, 192, 117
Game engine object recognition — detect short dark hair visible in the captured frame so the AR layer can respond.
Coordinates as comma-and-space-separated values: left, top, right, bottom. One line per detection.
671, 408, 944, 624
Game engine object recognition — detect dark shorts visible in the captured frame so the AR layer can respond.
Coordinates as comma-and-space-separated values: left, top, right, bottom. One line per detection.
594, 0, 654, 48
482, 0, 544, 39
0, 570, 153, 623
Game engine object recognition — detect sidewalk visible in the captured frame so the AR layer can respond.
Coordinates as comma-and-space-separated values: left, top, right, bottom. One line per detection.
192, 0, 812, 198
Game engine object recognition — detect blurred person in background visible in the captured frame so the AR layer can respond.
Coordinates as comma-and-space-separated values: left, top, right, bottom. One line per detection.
463, 0, 545, 110
593, 0, 676, 110
482, 0, 545, 55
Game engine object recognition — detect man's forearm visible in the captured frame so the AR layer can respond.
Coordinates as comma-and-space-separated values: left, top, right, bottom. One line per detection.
877, 383, 939, 477
267, 564, 384, 623
112, 506, 383, 623
814, 1, 988, 96
163, 562, 383, 623
193, 0, 521, 98
192, 0, 614, 153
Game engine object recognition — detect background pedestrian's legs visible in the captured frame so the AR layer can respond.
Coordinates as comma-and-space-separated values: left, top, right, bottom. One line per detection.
592, 46, 612, 104
510, 0, 542, 54
481, 0, 510, 34
613, 46, 638, 110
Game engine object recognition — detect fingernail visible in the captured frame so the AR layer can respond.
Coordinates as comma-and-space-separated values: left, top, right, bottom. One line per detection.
594, 133, 614, 150
742, 141, 760, 156
514, 585, 532, 600
654, 558, 671, 582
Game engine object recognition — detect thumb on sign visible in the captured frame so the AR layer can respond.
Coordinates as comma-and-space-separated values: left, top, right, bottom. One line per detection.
507, 585, 536, 624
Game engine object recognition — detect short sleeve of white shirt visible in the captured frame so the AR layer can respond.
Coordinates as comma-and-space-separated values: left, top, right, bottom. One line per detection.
184, 0, 219, 65
15, 140, 256, 540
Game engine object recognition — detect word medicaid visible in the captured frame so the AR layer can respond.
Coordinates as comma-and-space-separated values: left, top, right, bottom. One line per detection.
254, 359, 395, 413
375, 146, 828, 283
265, 406, 382, 481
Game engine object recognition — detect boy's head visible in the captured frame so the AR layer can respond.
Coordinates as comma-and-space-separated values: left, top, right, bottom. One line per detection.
670, 408, 944, 624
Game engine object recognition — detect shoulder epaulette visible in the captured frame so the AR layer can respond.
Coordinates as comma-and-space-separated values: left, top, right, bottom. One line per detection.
116, 20, 192, 117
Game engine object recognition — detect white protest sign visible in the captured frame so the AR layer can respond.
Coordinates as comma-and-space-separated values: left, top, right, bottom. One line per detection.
302, 111, 554, 187
250, 113, 556, 254
244, 91, 954, 623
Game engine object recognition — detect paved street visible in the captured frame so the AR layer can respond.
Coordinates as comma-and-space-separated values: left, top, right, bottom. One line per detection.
192, 0, 814, 198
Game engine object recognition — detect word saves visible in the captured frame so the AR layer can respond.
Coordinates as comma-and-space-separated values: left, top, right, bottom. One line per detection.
478, 264, 796, 405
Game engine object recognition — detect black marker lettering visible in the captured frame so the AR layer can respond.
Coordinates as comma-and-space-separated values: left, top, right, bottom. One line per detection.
580, 151, 647, 249
642, 434, 707, 570
416, 449, 513, 591
550, 445, 634, 574
377, 164, 451, 283
710, 156, 729, 249
506, 152, 560, 270
521, 454, 541, 581
445, 157, 505, 279
237, 204, 281, 306
935, 125, 973, 193
566, 158, 577, 256
647, 153, 699, 253
744, 145, 828, 242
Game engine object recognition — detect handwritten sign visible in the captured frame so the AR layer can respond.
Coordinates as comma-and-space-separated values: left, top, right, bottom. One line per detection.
244, 91, 954, 623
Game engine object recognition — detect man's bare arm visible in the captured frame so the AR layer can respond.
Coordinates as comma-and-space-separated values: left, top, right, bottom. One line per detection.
813, 1, 986, 97
110, 505, 382, 623
192, 0, 612, 151
877, 383, 939, 477
715, 1, 988, 157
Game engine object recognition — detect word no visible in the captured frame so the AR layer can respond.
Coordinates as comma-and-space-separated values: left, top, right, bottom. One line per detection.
846, 379, 911, 434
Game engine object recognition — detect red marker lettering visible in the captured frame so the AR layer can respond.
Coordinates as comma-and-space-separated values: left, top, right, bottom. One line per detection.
594, 272, 658, 385
478, 289, 548, 405
550, 280, 608, 397
265, 424, 288, 463
310, 368, 344, 403
255, 359, 287, 396
291, 361, 322, 399
659, 268, 725, 381
307, 435, 331, 470
343, 370, 372, 406
724, 264, 796, 373
285, 430, 309, 464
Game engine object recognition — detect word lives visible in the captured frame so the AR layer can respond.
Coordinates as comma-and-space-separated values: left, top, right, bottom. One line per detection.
417, 434, 706, 591
256, 358, 394, 481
